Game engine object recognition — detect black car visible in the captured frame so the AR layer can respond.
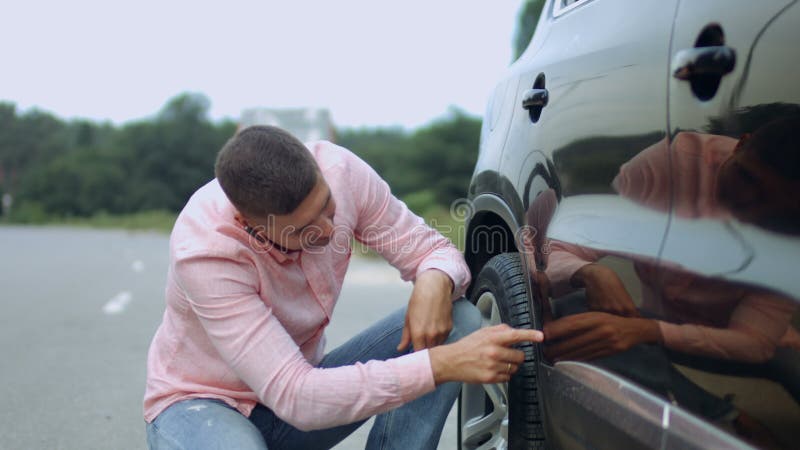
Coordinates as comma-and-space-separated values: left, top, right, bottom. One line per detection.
458, 0, 800, 449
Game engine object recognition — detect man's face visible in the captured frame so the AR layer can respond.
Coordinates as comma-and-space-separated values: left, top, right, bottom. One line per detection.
239, 176, 337, 252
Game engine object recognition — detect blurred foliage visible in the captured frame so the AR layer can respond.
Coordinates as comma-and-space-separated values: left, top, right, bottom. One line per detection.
0, 94, 480, 228
0, 93, 236, 222
352, 205, 468, 259
513, 0, 545, 61
338, 108, 481, 216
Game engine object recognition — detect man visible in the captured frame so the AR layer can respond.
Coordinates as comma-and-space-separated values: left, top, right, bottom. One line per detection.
144, 125, 543, 449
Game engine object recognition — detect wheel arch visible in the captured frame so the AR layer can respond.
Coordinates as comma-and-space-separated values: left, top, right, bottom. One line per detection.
465, 193, 522, 297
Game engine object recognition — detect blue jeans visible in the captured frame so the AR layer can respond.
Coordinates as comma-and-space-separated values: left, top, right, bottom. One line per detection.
146, 298, 481, 450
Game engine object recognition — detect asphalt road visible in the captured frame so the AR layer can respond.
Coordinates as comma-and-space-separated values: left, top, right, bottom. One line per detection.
0, 226, 458, 449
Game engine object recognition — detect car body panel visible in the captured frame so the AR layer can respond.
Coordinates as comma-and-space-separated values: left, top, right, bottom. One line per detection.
464, 0, 800, 448
506, 0, 679, 264
541, 362, 757, 450
664, 0, 800, 298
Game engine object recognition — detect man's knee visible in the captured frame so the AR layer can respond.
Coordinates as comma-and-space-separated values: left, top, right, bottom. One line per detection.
147, 399, 267, 450
448, 298, 481, 343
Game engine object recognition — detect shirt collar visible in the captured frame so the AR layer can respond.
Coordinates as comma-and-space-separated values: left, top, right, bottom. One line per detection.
266, 244, 301, 263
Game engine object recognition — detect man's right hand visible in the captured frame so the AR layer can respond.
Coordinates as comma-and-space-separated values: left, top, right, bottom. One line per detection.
572, 263, 640, 317
428, 324, 544, 385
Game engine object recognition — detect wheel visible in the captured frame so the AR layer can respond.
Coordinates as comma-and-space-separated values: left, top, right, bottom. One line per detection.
458, 252, 545, 450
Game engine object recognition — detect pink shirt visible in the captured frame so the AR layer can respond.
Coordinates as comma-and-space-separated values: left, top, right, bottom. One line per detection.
143, 141, 470, 430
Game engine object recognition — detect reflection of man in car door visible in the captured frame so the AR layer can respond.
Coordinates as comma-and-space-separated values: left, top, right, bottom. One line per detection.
546, 117, 800, 359
611, 116, 800, 235
715, 117, 800, 235
542, 118, 800, 441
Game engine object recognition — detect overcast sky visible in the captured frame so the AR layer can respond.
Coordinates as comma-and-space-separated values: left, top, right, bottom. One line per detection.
0, 1, 524, 129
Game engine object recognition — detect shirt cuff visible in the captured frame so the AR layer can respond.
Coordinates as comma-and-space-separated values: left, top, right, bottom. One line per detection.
389, 349, 437, 403
658, 320, 686, 352
416, 261, 469, 301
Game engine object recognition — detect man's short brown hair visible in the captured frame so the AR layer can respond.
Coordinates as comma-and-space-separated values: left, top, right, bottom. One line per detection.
215, 126, 318, 217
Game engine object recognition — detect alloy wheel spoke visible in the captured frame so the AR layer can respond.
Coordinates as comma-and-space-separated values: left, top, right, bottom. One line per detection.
484, 382, 508, 413
463, 291, 511, 450
462, 406, 506, 447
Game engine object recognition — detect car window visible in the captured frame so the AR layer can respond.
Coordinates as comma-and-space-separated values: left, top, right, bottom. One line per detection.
554, 0, 592, 16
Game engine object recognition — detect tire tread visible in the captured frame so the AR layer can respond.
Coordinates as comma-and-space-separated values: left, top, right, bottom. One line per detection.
466, 253, 547, 450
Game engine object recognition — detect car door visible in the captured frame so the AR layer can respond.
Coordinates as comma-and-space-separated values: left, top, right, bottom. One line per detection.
658, 0, 800, 447
502, 0, 682, 448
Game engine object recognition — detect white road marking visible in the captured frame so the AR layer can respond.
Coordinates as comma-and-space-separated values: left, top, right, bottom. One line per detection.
103, 291, 132, 315
187, 404, 208, 412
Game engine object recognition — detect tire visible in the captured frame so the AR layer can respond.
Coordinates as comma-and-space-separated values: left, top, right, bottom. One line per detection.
458, 253, 546, 450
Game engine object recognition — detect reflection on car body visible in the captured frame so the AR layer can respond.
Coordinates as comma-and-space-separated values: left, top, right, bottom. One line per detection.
459, 0, 800, 449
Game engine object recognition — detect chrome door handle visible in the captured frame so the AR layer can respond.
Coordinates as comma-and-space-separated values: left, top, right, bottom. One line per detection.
672, 46, 736, 81
522, 88, 549, 109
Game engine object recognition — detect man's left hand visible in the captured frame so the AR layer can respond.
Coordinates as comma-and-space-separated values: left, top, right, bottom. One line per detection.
397, 270, 454, 352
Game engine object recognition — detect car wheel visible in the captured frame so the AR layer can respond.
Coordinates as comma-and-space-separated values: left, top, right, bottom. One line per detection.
458, 252, 545, 450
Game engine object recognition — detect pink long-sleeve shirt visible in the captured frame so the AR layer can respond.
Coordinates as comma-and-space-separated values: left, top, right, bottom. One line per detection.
143, 141, 470, 430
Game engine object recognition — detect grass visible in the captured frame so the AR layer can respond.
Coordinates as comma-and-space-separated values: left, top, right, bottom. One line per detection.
351, 205, 468, 258
1, 205, 468, 247
423, 206, 467, 252
2, 210, 178, 234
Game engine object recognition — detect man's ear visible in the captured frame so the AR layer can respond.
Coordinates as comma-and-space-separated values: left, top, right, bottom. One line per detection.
233, 212, 247, 227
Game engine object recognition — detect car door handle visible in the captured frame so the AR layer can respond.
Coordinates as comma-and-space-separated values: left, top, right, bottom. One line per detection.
522, 88, 549, 109
672, 46, 736, 81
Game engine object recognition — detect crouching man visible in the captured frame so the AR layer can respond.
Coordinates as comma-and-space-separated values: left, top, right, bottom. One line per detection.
143, 126, 543, 450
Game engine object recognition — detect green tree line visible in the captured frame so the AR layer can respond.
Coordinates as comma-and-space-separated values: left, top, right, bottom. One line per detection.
0, 93, 237, 222
0, 93, 480, 223
336, 108, 481, 215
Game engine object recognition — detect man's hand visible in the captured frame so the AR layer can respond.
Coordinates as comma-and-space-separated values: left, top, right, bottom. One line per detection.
572, 264, 640, 317
543, 312, 662, 362
398, 270, 454, 352
428, 324, 544, 385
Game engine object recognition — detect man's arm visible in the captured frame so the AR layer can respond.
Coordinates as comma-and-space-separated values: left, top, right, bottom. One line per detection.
342, 147, 469, 351
173, 253, 436, 431
397, 269, 455, 352
658, 290, 796, 363
543, 287, 796, 364
548, 241, 639, 317
174, 251, 543, 430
